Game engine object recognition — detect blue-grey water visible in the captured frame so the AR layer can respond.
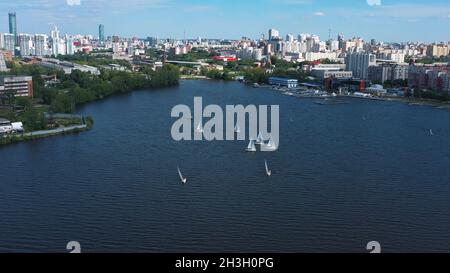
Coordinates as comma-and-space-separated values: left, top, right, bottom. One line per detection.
1, 80, 450, 253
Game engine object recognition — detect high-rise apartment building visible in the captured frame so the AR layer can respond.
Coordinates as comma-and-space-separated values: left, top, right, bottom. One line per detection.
34, 34, 48, 56
65, 35, 74, 55
51, 25, 62, 56
346, 52, 376, 79
3, 33, 15, 53
18, 34, 32, 56
368, 64, 409, 84
426, 45, 450, 58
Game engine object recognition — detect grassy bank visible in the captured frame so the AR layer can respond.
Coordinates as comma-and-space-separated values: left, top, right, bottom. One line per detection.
0, 116, 94, 146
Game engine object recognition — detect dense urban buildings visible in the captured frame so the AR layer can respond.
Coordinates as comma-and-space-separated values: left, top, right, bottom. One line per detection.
409, 65, 450, 93
0, 12, 449, 94
427, 44, 450, 58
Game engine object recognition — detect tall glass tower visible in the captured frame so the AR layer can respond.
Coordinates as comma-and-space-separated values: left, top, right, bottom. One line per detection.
99, 24, 105, 44
8, 12, 17, 46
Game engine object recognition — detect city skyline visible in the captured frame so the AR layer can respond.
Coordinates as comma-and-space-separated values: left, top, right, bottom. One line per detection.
0, 0, 449, 42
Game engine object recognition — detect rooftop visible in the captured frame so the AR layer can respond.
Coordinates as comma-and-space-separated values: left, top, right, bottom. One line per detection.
0, 118, 11, 125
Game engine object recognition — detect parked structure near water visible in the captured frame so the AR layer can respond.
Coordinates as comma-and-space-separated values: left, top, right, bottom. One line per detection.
268, 77, 298, 88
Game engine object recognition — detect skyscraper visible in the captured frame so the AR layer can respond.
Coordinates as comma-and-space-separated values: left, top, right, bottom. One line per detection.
34, 34, 48, 57
18, 34, 32, 56
268, 29, 279, 41
99, 24, 105, 44
3, 33, 15, 54
65, 35, 74, 55
8, 12, 17, 46
51, 25, 60, 56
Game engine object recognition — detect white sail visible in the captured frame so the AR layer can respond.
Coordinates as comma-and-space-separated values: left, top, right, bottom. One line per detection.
234, 124, 241, 133
256, 132, 264, 145
259, 132, 264, 141
196, 122, 203, 133
429, 129, 434, 136
263, 136, 277, 151
265, 160, 272, 176
177, 167, 187, 184
245, 140, 256, 152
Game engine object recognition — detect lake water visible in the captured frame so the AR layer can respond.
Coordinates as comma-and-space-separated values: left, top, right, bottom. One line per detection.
1, 80, 450, 253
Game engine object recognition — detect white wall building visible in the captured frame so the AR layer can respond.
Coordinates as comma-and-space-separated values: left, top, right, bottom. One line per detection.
3, 33, 15, 53
65, 35, 74, 55
305, 52, 338, 62
18, 34, 32, 56
34, 34, 48, 56
346, 53, 376, 79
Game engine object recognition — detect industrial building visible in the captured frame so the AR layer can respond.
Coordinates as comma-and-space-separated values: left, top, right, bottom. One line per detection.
0, 76, 34, 97
268, 77, 298, 88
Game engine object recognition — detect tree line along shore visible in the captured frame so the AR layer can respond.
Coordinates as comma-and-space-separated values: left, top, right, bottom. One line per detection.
0, 59, 180, 145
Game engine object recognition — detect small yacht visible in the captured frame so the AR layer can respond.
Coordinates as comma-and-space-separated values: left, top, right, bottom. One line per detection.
429, 129, 434, 136
262, 136, 277, 151
245, 140, 257, 152
177, 167, 187, 184
196, 122, 203, 133
265, 160, 272, 177
234, 124, 241, 134
255, 132, 264, 145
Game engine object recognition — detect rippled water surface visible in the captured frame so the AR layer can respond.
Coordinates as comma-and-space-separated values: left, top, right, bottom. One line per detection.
1, 80, 450, 252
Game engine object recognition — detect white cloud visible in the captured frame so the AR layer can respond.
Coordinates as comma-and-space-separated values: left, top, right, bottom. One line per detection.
367, 0, 381, 6
313, 11, 325, 16
66, 0, 81, 6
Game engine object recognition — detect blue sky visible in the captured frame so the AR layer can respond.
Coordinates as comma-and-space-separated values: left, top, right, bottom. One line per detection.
0, 0, 449, 42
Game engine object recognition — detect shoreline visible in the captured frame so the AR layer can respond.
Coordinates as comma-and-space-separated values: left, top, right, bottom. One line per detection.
250, 82, 450, 110
182, 78, 450, 110
0, 116, 94, 147
338, 95, 450, 109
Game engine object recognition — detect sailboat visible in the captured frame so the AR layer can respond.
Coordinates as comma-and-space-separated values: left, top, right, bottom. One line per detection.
265, 160, 272, 177
262, 136, 277, 151
177, 167, 187, 184
234, 124, 241, 133
196, 122, 203, 133
245, 140, 257, 152
429, 129, 434, 136
255, 132, 264, 145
